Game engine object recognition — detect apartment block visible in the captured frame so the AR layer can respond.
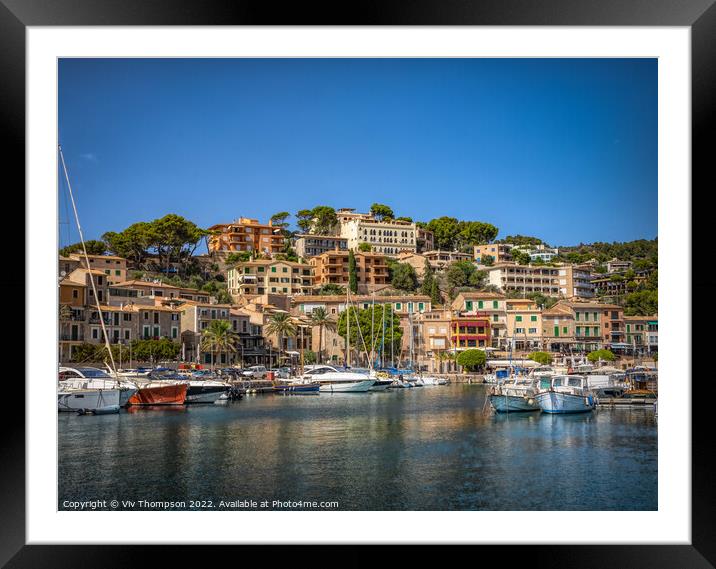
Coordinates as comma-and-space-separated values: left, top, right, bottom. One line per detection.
227, 260, 313, 297
505, 298, 543, 350
486, 263, 560, 296
474, 243, 513, 264
208, 217, 285, 255
416, 227, 435, 252
309, 250, 389, 294
294, 234, 348, 258
558, 264, 595, 299
624, 315, 658, 353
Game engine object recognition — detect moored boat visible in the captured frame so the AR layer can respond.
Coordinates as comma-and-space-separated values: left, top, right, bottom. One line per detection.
59, 366, 138, 409
300, 365, 375, 393
488, 376, 541, 413
535, 375, 596, 414
58, 387, 122, 414
127, 382, 188, 405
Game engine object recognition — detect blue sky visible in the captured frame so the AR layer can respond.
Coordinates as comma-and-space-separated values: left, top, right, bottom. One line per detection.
58, 58, 657, 249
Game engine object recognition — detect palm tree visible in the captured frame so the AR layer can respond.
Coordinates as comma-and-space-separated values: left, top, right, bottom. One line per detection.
264, 312, 297, 367
200, 320, 240, 370
309, 307, 336, 364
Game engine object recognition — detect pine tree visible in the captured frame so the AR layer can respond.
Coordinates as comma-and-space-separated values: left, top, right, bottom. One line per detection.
421, 259, 434, 296
430, 279, 442, 306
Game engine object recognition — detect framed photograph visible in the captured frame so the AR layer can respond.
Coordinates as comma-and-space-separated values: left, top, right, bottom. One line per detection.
4, 0, 711, 565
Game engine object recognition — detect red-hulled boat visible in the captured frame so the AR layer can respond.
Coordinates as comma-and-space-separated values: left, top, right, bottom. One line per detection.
127, 382, 188, 406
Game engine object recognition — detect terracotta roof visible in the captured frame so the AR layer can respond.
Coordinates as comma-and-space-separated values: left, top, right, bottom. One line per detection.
69, 253, 127, 261
454, 291, 506, 300
293, 294, 430, 303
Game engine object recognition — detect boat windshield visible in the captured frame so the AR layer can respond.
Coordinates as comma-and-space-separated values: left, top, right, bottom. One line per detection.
75, 367, 112, 378
567, 377, 583, 387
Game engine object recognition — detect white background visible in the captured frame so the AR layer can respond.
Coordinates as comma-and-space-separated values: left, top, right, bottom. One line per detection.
27, 27, 690, 544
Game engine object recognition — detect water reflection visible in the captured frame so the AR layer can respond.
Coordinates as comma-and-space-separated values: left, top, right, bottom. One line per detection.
59, 384, 657, 510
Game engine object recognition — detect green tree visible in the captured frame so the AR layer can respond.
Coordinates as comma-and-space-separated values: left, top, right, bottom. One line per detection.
391, 263, 418, 292
420, 259, 435, 296
395, 216, 413, 223
303, 350, 317, 365
481, 254, 495, 267
311, 206, 338, 234
512, 250, 532, 265
499, 235, 544, 247
445, 261, 485, 294
456, 221, 499, 247
370, 203, 394, 221
587, 349, 616, 363
149, 214, 209, 276
429, 279, 443, 306
309, 307, 336, 364
337, 305, 402, 365
130, 338, 181, 363
60, 240, 107, 257
317, 283, 346, 296
528, 351, 553, 365
264, 312, 297, 364
348, 250, 358, 293
624, 290, 658, 316
295, 209, 314, 233
225, 251, 253, 264
426, 216, 460, 250
357, 242, 372, 252
270, 211, 291, 231
456, 349, 487, 371
201, 320, 239, 369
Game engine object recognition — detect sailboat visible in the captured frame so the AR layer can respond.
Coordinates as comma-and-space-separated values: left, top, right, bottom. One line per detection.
58, 146, 187, 409
57, 146, 124, 414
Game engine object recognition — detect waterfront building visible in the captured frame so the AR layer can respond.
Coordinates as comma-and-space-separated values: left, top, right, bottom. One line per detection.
309, 250, 389, 294
474, 243, 513, 265
505, 298, 543, 351
541, 303, 576, 352
207, 217, 285, 255
624, 315, 658, 353
451, 292, 507, 348
294, 234, 348, 258
486, 262, 560, 296
227, 260, 313, 297
337, 209, 417, 255
558, 264, 596, 299
417, 310, 455, 372
69, 253, 128, 284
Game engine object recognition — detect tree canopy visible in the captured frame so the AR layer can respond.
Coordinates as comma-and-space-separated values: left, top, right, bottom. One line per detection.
370, 203, 394, 221
587, 349, 616, 363
456, 349, 486, 371
59, 240, 107, 257
337, 305, 402, 362
390, 262, 418, 292
528, 351, 553, 365
425, 217, 498, 250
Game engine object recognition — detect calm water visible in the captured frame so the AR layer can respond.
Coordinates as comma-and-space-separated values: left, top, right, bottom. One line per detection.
58, 384, 657, 511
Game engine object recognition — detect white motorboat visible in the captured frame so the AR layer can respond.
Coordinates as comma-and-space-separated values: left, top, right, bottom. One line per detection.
535, 375, 597, 414
57, 387, 122, 414
184, 379, 230, 404
300, 365, 376, 393
59, 366, 138, 408
369, 379, 393, 391
488, 376, 541, 413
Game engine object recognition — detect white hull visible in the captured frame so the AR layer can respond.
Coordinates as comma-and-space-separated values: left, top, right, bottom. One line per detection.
536, 391, 596, 414
319, 380, 375, 393
185, 389, 227, 404
489, 394, 540, 413
369, 380, 392, 391
58, 388, 121, 414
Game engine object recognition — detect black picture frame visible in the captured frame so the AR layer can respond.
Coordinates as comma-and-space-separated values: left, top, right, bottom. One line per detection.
3, 0, 711, 566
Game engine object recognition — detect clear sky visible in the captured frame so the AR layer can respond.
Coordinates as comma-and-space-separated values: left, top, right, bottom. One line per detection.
58, 58, 657, 249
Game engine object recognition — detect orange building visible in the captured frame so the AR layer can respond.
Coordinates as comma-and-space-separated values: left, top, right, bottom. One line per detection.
208, 217, 285, 255
309, 250, 389, 293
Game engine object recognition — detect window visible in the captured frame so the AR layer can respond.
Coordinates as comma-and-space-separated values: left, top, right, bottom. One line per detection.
583, 312, 589, 321
144, 312, 149, 320
563, 327, 568, 334
516, 315, 522, 322
172, 327, 178, 339
72, 289, 78, 299
154, 313, 159, 324
530, 315, 537, 322
271, 267, 276, 273
528, 328, 537, 334
115, 270, 121, 276
123, 313, 131, 321
477, 301, 484, 309
493, 301, 498, 309
92, 328, 99, 339
466, 301, 473, 311
143, 325, 150, 338
124, 330, 130, 340
258, 267, 265, 272
493, 314, 498, 322
395, 303, 402, 310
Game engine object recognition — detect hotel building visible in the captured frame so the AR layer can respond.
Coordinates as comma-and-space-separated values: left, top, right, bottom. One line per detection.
308, 250, 389, 294
227, 260, 313, 297
208, 217, 285, 256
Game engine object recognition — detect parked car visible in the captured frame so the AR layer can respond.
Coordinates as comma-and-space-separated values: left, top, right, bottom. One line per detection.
242, 365, 268, 379
275, 366, 292, 379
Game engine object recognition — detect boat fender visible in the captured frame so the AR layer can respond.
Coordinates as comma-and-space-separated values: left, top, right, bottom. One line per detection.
527, 398, 535, 406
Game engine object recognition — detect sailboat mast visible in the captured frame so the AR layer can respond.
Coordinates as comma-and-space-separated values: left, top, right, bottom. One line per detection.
346, 288, 351, 368
59, 145, 118, 377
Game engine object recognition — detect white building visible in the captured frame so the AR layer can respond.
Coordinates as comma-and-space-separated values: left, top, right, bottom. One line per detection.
337, 209, 417, 255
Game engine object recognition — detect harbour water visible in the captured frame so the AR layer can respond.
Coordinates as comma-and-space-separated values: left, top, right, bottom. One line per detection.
58, 384, 657, 511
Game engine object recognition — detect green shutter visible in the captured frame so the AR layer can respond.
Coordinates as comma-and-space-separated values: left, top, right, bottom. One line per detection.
478, 301, 483, 309
531, 315, 537, 322
466, 301, 473, 311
